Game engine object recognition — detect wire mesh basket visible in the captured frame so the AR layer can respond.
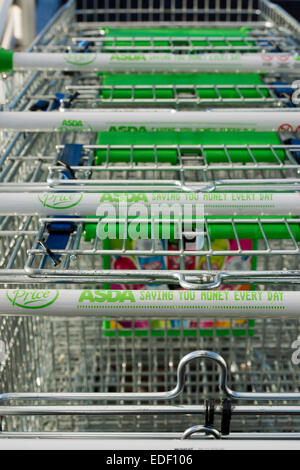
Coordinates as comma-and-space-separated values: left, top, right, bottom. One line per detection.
1, 309, 300, 438
74, 0, 300, 37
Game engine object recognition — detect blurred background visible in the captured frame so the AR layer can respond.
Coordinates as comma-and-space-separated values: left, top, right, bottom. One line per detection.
36, 0, 67, 33
0, 0, 299, 50
74, 1, 300, 24
271, 1, 299, 20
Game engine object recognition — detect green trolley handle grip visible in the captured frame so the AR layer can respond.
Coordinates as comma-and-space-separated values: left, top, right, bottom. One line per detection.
95, 130, 286, 165
83, 216, 300, 242
0, 49, 13, 73
95, 146, 285, 165
96, 148, 178, 165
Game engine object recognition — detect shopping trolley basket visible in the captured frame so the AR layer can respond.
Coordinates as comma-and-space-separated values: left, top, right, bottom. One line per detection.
0, 1, 299, 194
0, 194, 299, 288
6, 69, 299, 110
1, 288, 300, 440
1, 0, 300, 116
0, 110, 300, 192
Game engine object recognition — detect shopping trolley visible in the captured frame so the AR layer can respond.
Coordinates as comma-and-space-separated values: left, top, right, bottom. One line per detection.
1, 0, 300, 446
0, 1, 300, 193
1, 109, 300, 192
1, 196, 300, 441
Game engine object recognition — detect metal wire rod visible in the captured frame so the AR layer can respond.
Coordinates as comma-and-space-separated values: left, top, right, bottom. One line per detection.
1, 351, 300, 403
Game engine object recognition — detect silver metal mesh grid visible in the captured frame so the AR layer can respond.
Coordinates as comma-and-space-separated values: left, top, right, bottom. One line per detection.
1, 137, 300, 192
0, 214, 300, 288
74, 0, 298, 33
4, 71, 298, 113
50, 80, 300, 109
75, 0, 263, 24
39, 34, 298, 52
72, 1, 300, 37
1, 314, 300, 434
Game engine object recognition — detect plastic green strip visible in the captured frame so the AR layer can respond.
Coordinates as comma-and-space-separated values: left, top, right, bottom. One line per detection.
101, 73, 269, 100
101, 27, 252, 37
83, 216, 300, 243
207, 216, 300, 240
0, 49, 13, 73
100, 28, 254, 49
95, 131, 285, 165
102, 327, 255, 338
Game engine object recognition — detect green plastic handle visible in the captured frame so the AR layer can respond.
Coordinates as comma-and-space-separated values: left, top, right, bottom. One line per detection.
83, 216, 300, 242
0, 49, 13, 73
102, 27, 252, 38
96, 148, 178, 164
95, 130, 285, 165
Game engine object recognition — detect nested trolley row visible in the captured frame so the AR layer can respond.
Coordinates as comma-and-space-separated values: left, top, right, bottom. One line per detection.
1, 0, 300, 445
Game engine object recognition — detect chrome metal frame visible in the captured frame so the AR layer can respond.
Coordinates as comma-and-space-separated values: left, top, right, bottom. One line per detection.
1, 141, 300, 193
1, 0, 300, 442
0, 213, 299, 288
1, 350, 300, 436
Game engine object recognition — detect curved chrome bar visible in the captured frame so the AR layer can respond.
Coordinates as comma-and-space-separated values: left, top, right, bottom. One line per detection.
172, 351, 229, 399
182, 426, 221, 440
174, 181, 217, 193
174, 273, 222, 290
1, 351, 300, 403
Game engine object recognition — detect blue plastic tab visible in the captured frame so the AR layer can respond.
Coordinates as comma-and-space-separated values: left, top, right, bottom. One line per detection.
41, 217, 76, 268
272, 81, 294, 96
58, 144, 83, 179
30, 92, 79, 112
272, 82, 294, 108
290, 139, 300, 163
51, 93, 65, 110
30, 100, 50, 111
257, 40, 274, 48
76, 40, 94, 52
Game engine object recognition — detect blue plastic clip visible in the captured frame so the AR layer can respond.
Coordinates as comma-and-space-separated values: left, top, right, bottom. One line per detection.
77, 40, 95, 52
272, 81, 294, 108
56, 144, 84, 179
290, 139, 300, 163
30, 92, 79, 112
40, 217, 76, 268
257, 40, 279, 52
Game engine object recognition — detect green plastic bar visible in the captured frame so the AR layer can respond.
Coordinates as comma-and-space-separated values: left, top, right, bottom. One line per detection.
102, 40, 256, 49
102, 27, 252, 37
95, 131, 285, 165
83, 216, 300, 243
102, 324, 255, 338
101, 27, 255, 49
101, 73, 269, 100
0, 48, 13, 73
84, 219, 179, 242
207, 216, 300, 241
96, 147, 178, 164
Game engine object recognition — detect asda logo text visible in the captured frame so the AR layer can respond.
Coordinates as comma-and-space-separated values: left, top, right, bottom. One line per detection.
55, 120, 94, 133
110, 54, 146, 62
100, 193, 149, 203
78, 290, 136, 303
109, 126, 147, 132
